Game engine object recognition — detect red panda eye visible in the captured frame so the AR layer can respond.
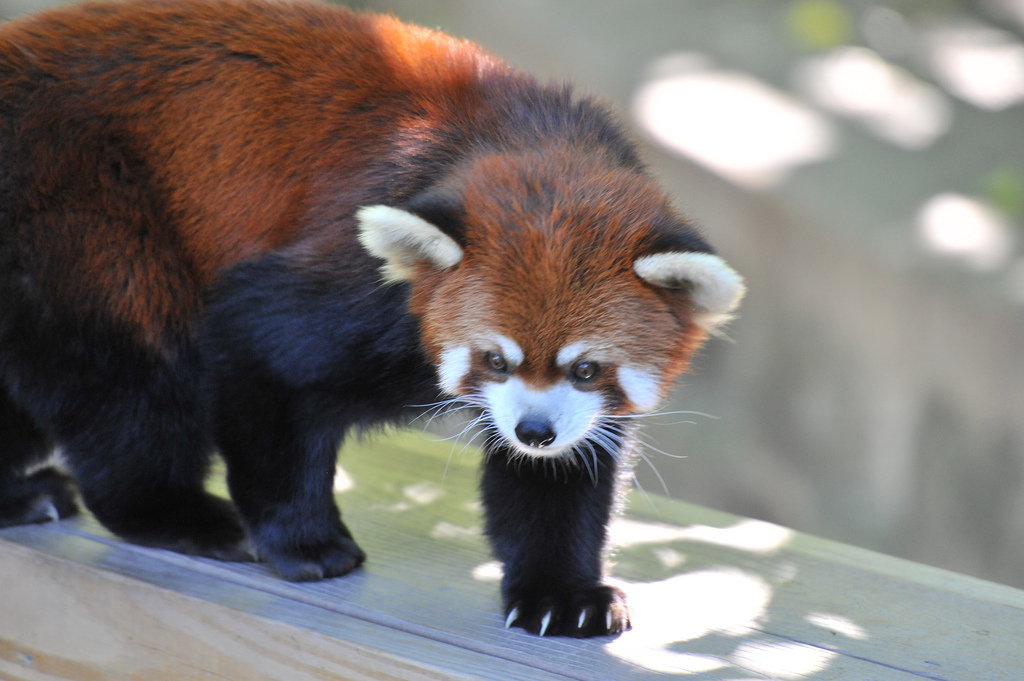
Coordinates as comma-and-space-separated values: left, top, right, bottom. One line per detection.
572, 361, 599, 382
485, 351, 509, 373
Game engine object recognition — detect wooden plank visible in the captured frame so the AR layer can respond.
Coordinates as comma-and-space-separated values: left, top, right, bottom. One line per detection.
0, 537, 536, 681
2, 429, 1024, 680
614, 497, 1024, 679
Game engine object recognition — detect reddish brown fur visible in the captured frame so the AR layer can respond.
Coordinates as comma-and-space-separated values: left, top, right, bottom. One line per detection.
411, 147, 706, 409
0, 0, 506, 346
1, 0, 706, 397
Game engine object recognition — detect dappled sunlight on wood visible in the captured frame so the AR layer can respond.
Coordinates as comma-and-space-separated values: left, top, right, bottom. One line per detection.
610, 517, 794, 553
606, 569, 778, 674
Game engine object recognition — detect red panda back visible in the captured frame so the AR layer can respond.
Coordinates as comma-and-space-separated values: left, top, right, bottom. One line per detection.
0, 0, 505, 343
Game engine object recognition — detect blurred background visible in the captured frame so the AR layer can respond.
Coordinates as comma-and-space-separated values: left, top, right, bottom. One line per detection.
4, 0, 1024, 589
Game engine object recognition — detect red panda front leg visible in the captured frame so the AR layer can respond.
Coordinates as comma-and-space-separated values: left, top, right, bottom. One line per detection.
202, 250, 437, 582
480, 440, 631, 638
212, 375, 367, 582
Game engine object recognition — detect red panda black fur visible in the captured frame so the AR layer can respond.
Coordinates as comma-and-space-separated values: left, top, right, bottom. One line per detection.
0, 0, 744, 637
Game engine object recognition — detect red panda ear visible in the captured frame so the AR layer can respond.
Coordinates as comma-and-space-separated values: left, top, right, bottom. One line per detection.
633, 251, 746, 332
356, 205, 464, 283
401, 188, 467, 248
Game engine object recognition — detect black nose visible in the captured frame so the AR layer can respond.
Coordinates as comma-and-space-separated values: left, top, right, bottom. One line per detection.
515, 419, 556, 448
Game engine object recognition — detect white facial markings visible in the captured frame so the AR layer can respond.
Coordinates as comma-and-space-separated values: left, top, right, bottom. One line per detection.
617, 366, 662, 413
559, 341, 662, 413
492, 334, 524, 367
442, 336, 655, 456
556, 340, 592, 368
482, 377, 604, 457
437, 346, 471, 395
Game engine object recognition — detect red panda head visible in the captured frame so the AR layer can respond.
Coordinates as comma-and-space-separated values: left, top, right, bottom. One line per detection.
357, 146, 744, 457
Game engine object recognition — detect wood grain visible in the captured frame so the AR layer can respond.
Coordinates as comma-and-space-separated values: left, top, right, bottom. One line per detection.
0, 542, 486, 681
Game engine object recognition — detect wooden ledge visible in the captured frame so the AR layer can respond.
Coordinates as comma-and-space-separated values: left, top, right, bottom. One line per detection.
2, 431, 1023, 680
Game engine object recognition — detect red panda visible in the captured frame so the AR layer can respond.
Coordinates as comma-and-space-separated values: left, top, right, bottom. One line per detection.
0, 0, 744, 637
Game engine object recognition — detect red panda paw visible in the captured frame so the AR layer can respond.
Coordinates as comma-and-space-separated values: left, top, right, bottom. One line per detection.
504, 584, 631, 638
259, 534, 367, 582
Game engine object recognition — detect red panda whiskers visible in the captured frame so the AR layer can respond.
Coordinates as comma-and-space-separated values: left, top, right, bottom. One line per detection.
568, 438, 602, 487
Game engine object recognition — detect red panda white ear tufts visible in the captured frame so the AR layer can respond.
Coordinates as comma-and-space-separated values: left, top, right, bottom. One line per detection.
356, 205, 464, 283
634, 251, 746, 332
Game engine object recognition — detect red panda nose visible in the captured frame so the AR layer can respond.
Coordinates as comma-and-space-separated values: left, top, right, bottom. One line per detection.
515, 419, 556, 448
